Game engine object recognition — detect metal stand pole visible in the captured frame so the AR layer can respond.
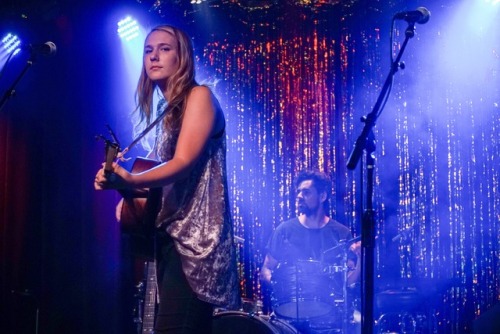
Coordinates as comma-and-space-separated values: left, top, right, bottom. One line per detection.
346, 23, 416, 334
0, 56, 35, 113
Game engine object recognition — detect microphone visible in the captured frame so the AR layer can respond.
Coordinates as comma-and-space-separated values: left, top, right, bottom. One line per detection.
394, 7, 431, 24
24, 41, 57, 56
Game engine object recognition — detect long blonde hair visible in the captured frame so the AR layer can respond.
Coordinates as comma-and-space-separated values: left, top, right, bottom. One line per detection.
134, 25, 197, 133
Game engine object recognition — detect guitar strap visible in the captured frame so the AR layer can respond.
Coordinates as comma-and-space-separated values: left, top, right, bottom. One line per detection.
118, 100, 168, 161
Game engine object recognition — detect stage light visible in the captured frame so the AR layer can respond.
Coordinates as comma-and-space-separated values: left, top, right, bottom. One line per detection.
1, 33, 21, 56
117, 16, 140, 41
466, 0, 499, 32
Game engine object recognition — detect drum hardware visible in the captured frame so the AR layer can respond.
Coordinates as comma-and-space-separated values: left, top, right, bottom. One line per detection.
305, 309, 345, 334
376, 312, 417, 334
374, 288, 437, 334
375, 288, 423, 313
241, 297, 264, 314
268, 238, 361, 333
322, 236, 361, 261
234, 235, 245, 244
270, 262, 356, 333
323, 238, 360, 334
323, 265, 345, 275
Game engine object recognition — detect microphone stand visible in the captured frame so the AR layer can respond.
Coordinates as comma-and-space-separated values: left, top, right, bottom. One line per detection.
0, 53, 35, 113
346, 22, 417, 334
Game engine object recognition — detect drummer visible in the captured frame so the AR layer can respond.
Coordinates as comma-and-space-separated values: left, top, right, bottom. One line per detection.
260, 170, 361, 288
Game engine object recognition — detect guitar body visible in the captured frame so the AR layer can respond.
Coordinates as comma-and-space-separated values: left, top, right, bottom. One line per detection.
119, 157, 162, 260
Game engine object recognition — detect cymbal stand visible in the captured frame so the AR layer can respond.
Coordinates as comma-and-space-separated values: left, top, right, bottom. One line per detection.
323, 238, 360, 333
342, 244, 349, 334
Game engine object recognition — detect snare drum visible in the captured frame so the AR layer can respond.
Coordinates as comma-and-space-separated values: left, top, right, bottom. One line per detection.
271, 260, 337, 319
213, 311, 297, 334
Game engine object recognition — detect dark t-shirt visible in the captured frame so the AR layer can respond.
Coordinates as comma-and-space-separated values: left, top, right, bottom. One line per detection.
266, 217, 353, 265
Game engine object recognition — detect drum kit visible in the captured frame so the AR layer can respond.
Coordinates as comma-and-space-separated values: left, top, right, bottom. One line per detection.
212, 267, 442, 334
213, 241, 360, 334
213, 311, 299, 334
130, 232, 442, 333
271, 259, 346, 321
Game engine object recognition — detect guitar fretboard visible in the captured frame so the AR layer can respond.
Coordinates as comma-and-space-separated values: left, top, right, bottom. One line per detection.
142, 261, 157, 334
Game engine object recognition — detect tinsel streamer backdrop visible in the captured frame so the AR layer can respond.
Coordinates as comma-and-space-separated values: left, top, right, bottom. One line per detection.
199, 5, 359, 303
186, 0, 499, 331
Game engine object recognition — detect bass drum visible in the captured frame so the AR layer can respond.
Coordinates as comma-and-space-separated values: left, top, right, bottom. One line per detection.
213, 311, 298, 334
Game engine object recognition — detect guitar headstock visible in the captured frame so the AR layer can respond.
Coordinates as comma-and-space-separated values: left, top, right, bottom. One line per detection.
95, 124, 121, 176
103, 141, 119, 176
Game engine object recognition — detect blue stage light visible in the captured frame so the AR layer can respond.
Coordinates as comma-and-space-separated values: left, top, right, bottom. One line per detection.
1, 33, 21, 56
117, 16, 140, 41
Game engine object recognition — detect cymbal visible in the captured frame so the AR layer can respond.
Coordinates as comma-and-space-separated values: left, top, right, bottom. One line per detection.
375, 277, 462, 294
375, 289, 424, 312
322, 236, 361, 256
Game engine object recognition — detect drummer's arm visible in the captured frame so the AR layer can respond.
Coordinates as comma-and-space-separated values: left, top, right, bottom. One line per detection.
260, 254, 278, 284
346, 241, 361, 286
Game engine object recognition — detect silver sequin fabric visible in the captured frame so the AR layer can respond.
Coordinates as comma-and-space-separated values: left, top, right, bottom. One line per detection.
155, 103, 240, 309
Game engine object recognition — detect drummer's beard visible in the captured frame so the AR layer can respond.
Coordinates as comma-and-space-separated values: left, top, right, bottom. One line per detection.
298, 202, 317, 217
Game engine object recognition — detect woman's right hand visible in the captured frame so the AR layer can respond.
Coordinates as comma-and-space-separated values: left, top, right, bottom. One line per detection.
94, 162, 132, 190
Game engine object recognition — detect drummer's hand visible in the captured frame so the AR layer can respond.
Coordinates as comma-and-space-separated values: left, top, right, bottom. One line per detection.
350, 241, 362, 258
260, 270, 272, 284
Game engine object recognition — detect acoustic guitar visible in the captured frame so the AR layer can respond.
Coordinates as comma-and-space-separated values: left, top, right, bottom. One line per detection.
98, 126, 161, 331
119, 159, 160, 332
120, 157, 162, 259
99, 129, 162, 259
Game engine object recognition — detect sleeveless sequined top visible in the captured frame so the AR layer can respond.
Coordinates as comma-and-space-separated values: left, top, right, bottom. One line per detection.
155, 97, 240, 309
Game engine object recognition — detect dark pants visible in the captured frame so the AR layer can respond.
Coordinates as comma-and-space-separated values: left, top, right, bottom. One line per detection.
155, 232, 213, 334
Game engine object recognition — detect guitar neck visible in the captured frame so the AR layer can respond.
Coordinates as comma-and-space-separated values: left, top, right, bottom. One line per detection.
104, 143, 119, 175
141, 261, 157, 334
